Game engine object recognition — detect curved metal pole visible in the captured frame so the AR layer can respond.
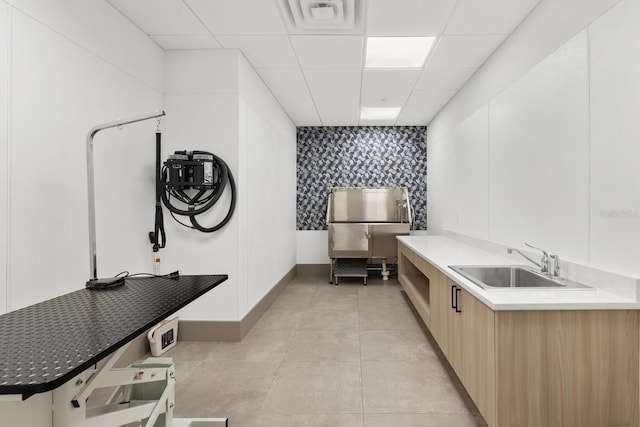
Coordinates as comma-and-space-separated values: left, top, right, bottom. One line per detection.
87, 110, 166, 280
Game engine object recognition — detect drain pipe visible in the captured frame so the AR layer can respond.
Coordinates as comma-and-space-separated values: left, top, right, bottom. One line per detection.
381, 258, 389, 281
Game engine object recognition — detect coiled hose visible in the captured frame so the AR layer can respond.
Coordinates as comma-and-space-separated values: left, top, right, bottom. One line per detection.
161, 152, 236, 233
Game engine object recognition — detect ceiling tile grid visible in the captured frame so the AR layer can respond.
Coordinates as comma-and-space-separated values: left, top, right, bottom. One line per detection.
291, 35, 364, 69
151, 35, 221, 50
216, 36, 299, 68
107, 0, 542, 126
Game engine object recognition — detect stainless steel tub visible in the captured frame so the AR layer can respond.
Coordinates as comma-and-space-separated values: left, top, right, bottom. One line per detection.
327, 187, 412, 283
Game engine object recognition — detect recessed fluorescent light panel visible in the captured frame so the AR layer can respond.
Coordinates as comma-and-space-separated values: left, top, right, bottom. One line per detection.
365, 37, 436, 68
360, 107, 401, 120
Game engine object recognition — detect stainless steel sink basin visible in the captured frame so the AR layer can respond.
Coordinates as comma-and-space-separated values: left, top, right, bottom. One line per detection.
448, 265, 592, 290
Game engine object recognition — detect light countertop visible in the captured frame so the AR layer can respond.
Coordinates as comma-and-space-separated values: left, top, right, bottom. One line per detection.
398, 235, 640, 310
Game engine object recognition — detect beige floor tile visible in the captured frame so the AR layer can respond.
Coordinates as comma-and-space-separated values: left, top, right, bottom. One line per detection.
359, 304, 423, 331
282, 283, 320, 294
364, 413, 479, 427
201, 329, 294, 363
289, 275, 328, 286
169, 274, 487, 424
362, 361, 469, 414
360, 329, 437, 362
173, 360, 280, 418
270, 292, 315, 310
285, 330, 360, 362
299, 308, 359, 331
309, 292, 359, 311
164, 341, 217, 362
261, 361, 363, 414
358, 296, 414, 315
233, 413, 364, 426
316, 282, 360, 294
358, 284, 406, 300
253, 308, 305, 330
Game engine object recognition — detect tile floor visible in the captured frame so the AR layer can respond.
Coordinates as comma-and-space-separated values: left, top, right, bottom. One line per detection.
166, 274, 488, 426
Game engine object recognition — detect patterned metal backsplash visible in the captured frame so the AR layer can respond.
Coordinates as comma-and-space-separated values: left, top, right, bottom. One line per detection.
297, 126, 427, 230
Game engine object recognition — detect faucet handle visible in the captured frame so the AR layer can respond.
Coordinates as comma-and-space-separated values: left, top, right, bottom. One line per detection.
524, 242, 549, 258
524, 242, 550, 274
550, 254, 561, 277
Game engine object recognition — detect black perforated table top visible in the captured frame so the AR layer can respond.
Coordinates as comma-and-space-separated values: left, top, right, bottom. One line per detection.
0, 274, 227, 398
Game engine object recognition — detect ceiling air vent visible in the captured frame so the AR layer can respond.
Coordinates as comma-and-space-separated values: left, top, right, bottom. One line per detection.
276, 0, 365, 34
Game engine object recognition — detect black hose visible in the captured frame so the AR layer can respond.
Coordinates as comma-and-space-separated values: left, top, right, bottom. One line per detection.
189, 167, 236, 232
153, 132, 166, 250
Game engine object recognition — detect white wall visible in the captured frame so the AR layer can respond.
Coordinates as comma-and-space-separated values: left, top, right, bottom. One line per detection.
0, 3, 9, 314
428, 0, 621, 142
0, 0, 163, 313
297, 230, 330, 265
164, 50, 297, 321
238, 55, 297, 312
163, 50, 241, 321
589, 0, 640, 275
428, 0, 640, 278
436, 105, 490, 239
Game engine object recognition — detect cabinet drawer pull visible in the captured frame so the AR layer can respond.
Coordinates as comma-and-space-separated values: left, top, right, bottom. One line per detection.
455, 287, 461, 313
451, 285, 456, 309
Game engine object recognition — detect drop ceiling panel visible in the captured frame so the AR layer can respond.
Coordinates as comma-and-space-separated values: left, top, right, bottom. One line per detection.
361, 90, 411, 108
185, 0, 287, 35
256, 68, 309, 94
273, 91, 322, 126
445, 0, 540, 35
217, 36, 299, 68
397, 90, 456, 125
415, 66, 477, 91
303, 69, 361, 96
426, 35, 507, 69
151, 35, 222, 50
291, 36, 363, 69
108, 0, 209, 35
107, 0, 540, 126
366, 0, 458, 36
361, 69, 421, 93
359, 118, 397, 126
313, 91, 360, 125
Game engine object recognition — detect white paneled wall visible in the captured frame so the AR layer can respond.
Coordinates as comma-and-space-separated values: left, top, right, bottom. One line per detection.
489, 31, 590, 262
245, 106, 296, 309
428, 0, 620, 142
5, 0, 163, 91
589, 0, 640, 276
428, 0, 640, 277
11, 10, 162, 309
0, 2, 8, 314
239, 53, 296, 313
1, 0, 163, 313
296, 231, 330, 265
164, 50, 296, 321
163, 51, 241, 321
438, 105, 490, 239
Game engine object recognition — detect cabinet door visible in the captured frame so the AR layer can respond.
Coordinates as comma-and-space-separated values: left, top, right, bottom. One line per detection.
433, 274, 463, 373
460, 289, 496, 426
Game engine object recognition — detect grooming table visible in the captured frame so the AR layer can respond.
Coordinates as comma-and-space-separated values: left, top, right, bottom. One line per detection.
0, 275, 228, 426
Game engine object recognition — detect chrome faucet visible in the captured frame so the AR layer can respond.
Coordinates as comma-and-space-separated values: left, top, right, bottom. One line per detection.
507, 242, 552, 276
550, 254, 561, 278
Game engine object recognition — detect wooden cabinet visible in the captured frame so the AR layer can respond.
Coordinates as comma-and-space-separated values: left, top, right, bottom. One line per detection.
495, 310, 638, 426
460, 287, 495, 426
434, 277, 463, 373
398, 245, 433, 330
397, 241, 638, 427
430, 270, 494, 425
